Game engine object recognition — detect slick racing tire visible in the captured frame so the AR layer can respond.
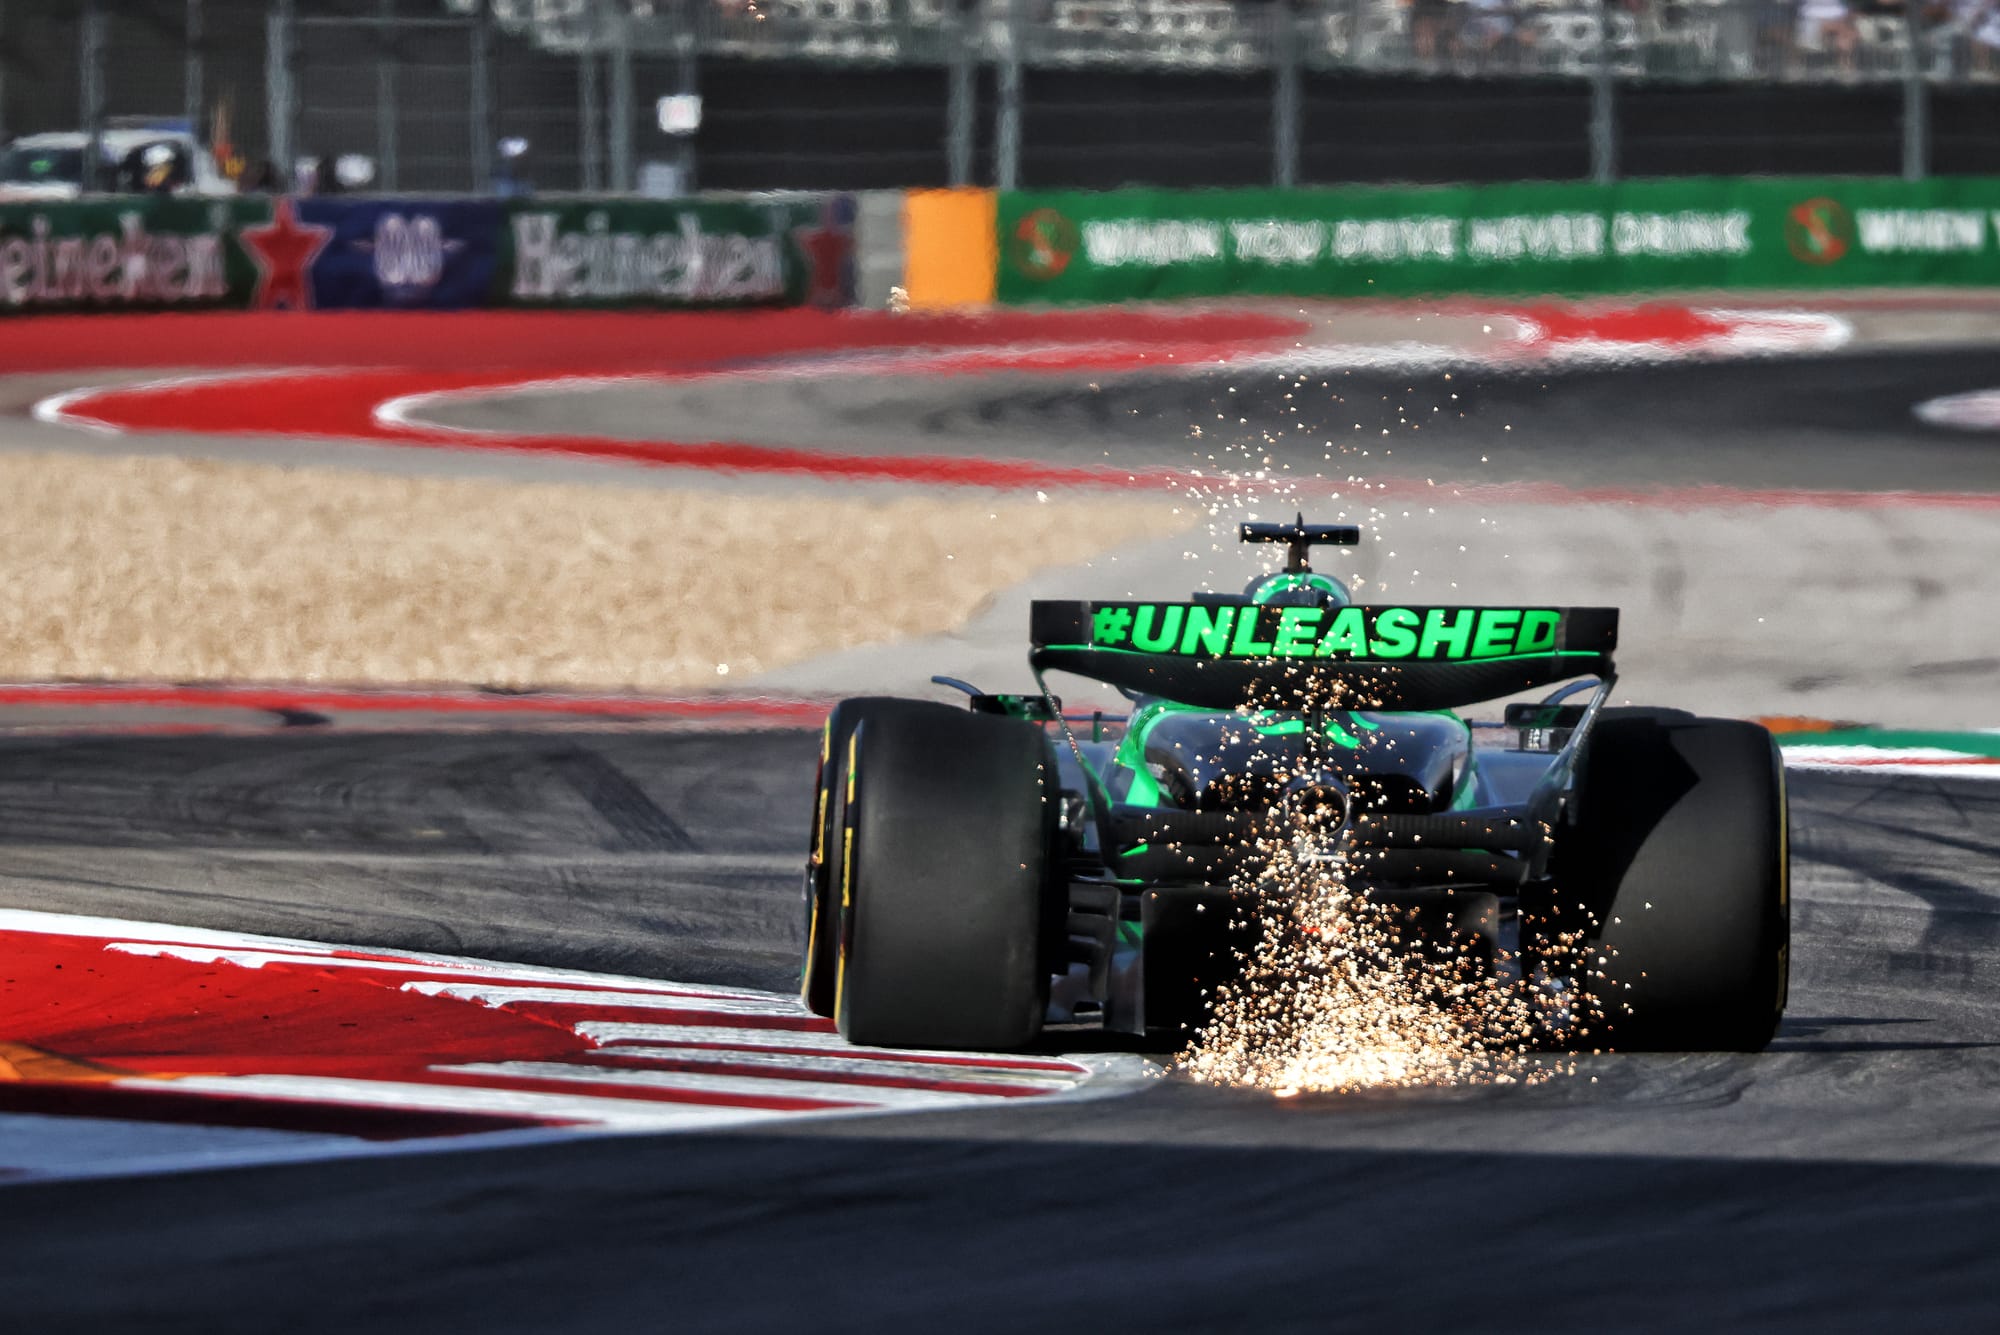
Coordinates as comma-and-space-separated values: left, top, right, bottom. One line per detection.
801, 698, 930, 1018
833, 701, 1057, 1051
1529, 709, 1789, 1052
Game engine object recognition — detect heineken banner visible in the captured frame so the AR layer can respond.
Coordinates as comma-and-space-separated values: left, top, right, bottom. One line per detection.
499, 195, 855, 309
0, 197, 269, 313
0, 192, 855, 315
997, 177, 2000, 303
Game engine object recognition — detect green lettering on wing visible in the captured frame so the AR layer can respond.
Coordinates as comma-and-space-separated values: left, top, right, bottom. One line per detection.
1315, 607, 1370, 658
1180, 605, 1235, 655
1369, 608, 1420, 658
1227, 609, 1276, 656
1471, 609, 1520, 658
1418, 608, 1476, 658
1130, 604, 1184, 652
1514, 609, 1561, 654
1273, 607, 1322, 657
1063, 603, 1580, 662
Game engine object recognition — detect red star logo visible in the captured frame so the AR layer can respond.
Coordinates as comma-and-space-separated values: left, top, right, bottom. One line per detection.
792, 202, 854, 308
240, 197, 331, 311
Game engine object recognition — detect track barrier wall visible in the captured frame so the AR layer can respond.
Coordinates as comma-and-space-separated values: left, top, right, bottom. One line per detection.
14, 178, 2000, 315
0, 193, 858, 314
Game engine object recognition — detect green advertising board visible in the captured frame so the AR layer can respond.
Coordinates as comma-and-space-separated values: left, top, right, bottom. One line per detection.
997, 177, 2000, 303
0, 197, 270, 314
499, 196, 850, 309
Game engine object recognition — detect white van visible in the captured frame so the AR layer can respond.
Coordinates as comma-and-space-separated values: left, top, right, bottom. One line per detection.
0, 122, 237, 200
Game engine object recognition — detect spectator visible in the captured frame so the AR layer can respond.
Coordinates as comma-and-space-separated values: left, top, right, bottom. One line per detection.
1964, 0, 2000, 72
1756, 0, 1798, 74
1796, 0, 1859, 71
1464, 0, 1520, 67
1409, 0, 1453, 65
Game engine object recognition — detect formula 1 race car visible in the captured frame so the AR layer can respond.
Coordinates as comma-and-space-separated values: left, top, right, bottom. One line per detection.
800, 518, 1789, 1054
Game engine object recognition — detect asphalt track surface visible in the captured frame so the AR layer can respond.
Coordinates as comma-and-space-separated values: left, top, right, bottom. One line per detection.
433, 344, 2000, 495
5, 336, 2000, 1330
1, 727, 1998, 1332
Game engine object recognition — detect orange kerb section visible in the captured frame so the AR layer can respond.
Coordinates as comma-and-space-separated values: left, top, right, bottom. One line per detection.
903, 188, 998, 308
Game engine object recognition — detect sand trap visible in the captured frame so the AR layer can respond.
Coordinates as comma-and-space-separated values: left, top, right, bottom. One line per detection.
0, 452, 1186, 690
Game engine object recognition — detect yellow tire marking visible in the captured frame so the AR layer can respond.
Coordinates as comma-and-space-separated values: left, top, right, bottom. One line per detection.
1775, 756, 1791, 1017
800, 715, 839, 1003
834, 730, 860, 1022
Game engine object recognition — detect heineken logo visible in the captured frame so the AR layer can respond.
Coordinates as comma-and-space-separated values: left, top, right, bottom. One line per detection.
512, 210, 785, 302
1082, 603, 1568, 661
1010, 207, 1078, 281
0, 210, 228, 310
1786, 197, 1853, 265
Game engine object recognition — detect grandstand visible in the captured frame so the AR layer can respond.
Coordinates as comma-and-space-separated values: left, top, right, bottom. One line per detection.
6, 0, 1998, 193
475, 0, 1997, 84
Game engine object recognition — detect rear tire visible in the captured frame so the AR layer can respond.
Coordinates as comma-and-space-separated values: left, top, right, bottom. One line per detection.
834, 702, 1056, 1050
801, 698, 930, 1017
1529, 709, 1789, 1052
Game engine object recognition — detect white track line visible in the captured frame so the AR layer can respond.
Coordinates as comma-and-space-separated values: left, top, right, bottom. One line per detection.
575, 1022, 1090, 1072
589, 1045, 1072, 1091
29, 367, 330, 436
149, 1074, 800, 1130
402, 982, 809, 1016
0, 907, 765, 997
435, 1061, 1005, 1110
109, 943, 773, 1000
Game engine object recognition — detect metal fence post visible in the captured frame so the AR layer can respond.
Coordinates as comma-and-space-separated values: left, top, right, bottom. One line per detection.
675, 0, 699, 194
185, 0, 204, 138
266, 0, 296, 183
996, 0, 1023, 190
609, 10, 634, 192
580, 49, 602, 192
1273, 3, 1300, 188
81, 0, 106, 192
1588, 0, 1616, 184
377, 0, 399, 191
946, 5, 974, 186
1902, 7, 1929, 181
470, 1, 494, 192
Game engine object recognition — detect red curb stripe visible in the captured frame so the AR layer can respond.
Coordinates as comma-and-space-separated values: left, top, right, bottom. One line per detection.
0, 917, 1114, 1145
0, 308, 1311, 374
0, 1080, 567, 1139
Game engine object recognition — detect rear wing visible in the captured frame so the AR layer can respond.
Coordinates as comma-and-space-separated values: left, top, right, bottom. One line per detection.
1029, 601, 1617, 711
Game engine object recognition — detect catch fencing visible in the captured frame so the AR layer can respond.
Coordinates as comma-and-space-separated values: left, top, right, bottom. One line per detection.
5, 1, 2000, 192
